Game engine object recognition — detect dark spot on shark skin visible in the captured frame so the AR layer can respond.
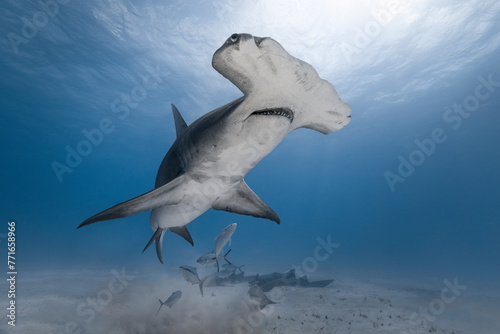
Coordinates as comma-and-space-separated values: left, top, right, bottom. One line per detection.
295, 69, 313, 91
260, 54, 277, 75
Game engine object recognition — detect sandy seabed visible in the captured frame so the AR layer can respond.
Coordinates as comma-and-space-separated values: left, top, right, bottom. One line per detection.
1, 268, 498, 334
261, 275, 499, 334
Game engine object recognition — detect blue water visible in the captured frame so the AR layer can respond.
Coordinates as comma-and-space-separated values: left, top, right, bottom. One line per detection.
1, 0, 500, 332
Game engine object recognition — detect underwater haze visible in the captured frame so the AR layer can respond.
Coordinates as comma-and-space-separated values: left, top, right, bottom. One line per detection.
1, 0, 500, 333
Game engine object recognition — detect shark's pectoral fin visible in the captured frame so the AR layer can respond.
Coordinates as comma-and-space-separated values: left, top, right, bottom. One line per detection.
212, 180, 280, 224
78, 175, 186, 228
169, 225, 194, 246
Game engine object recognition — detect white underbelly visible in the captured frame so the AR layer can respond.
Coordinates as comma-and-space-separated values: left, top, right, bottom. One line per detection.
149, 177, 230, 230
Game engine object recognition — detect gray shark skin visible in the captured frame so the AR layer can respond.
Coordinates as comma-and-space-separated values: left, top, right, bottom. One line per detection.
204, 267, 334, 292
78, 33, 351, 263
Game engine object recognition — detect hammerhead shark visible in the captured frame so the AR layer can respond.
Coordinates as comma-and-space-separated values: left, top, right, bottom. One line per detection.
78, 33, 351, 263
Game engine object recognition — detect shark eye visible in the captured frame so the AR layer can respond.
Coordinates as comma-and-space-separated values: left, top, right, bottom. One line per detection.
230, 33, 239, 43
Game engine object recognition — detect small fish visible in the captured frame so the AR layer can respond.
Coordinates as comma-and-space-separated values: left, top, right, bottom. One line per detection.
157, 290, 182, 315
216, 267, 237, 279
211, 223, 237, 271
248, 284, 276, 309
221, 263, 244, 274
196, 249, 232, 267
196, 253, 217, 267
199, 264, 241, 297
179, 265, 200, 285
215, 223, 237, 256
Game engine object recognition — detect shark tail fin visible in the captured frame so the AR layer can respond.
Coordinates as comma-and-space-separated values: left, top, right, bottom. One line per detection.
142, 228, 163, 253
143, 228, 166, 264
155, 229, 166, 264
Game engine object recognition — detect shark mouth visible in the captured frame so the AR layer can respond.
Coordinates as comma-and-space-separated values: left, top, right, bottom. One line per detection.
251, 107, 294, 123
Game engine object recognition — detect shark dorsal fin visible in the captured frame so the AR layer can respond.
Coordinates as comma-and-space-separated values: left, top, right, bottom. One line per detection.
212, 180, 280, 224
171, 104, 188, 138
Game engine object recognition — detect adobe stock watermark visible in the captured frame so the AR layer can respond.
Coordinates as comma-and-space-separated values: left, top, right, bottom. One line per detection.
232, 293, 283, 334
51, 64, 168, 183
48, 267, 136, 334
292, 235, 341, 278
6, 0, 71, 55
339, 0, 402, 64
385, 73, 500, 192
401, 277, 467, 334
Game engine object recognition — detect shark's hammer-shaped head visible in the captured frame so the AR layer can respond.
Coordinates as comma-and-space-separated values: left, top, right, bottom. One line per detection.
77, 33, 352, 264
212, 33, 351, 135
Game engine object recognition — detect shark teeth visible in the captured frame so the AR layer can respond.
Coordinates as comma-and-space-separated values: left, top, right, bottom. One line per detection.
251, 108, 294, 122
